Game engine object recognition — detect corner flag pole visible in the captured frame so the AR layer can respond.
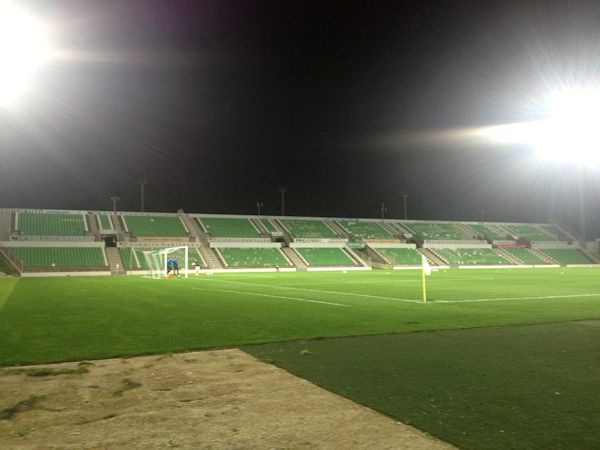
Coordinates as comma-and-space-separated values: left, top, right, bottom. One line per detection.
421, 255, 431, 303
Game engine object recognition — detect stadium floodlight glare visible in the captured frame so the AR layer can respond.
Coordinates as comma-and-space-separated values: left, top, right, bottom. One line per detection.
0, 1, 51, 106
479, 87, 600, 165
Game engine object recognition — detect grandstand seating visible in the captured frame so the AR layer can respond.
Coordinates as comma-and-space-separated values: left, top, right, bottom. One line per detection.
537, 248, 592, 265
123, 215, 187, 237
466, 224, 508, 241
406, 223, 471, 241
503, 225, 557, 241
199, 218, 261, 238
435, 248, 511, 265
295, 247, 356, 266
260, 219, 278, 233
98, 214, 113, 230
375, 248, 422, 265
11, 247, 106, 269
280, 219, 337, 238
219, 248, 289, 268
17, 212, 86, 236
337, 220, 393, 239
503, 248, 549, 265
119, 247, 139, 270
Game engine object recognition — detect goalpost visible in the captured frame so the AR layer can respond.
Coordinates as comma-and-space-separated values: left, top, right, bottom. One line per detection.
142, 246, 189, 279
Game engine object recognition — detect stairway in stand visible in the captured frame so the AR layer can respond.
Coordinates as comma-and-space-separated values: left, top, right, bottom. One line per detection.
105, 247, 125, 275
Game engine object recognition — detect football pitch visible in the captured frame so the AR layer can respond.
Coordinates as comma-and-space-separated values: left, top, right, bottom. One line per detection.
2, 268, 600, 448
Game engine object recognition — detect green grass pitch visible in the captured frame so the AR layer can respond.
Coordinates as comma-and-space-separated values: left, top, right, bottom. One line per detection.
2, 268, 600, 448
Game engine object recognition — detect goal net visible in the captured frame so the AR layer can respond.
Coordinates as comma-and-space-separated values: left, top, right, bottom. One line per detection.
142, 246, 189, 279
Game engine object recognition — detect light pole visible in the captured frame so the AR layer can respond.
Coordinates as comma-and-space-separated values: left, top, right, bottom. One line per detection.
381, 202, 387, 220
110, 195, 120, 214
256, 201, 264, 216
278, 186, 287, 216
139, 178, 147, 212
400, 192, 408, 220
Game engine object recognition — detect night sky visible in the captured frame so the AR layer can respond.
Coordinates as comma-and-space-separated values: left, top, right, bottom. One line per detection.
2, 0, 600, 235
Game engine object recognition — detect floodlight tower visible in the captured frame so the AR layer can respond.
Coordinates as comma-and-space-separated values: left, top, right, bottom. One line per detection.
381, 202, 387, 220
110, 195, 120, 214
278, 186, 287, 216
400, 192, 408, 220
256, 201, 264, 216
139, 178, 147, 212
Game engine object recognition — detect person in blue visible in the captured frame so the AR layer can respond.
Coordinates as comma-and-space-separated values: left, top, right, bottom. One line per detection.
166, 257, 174, 275
173, 257, 179, 276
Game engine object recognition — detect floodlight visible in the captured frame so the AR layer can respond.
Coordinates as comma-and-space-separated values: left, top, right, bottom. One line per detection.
0, 1, 50, 106
477, 87, 600, 165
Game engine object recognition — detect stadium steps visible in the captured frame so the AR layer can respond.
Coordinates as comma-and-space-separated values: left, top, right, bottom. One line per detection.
528, 248, 559, 264
87, 214, 100, 240
250, 218, 271, 237
0, 248, 20, 275
380, 222, 402, 238
105, 247, 125, 275
455, 223, 480, 240
343, 246, 368, 266
0, 211, 11, 240
198, 246, 224, 269
326, 220, 348, 238
494, 248, 523, 265
281, 247, 307, 269
112, 214, 131, 242
179, 211, 202, 241
361, 246, 391, 266
418, 248, 445, 265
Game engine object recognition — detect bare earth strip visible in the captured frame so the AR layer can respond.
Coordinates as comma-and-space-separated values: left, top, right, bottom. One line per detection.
0, 349, 454, 449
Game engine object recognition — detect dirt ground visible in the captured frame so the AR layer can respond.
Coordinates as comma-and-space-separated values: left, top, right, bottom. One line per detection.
0, 349, 454, 449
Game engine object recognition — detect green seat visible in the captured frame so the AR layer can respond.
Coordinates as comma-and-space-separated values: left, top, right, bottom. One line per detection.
504, 248, 548, 264
123, 216, 187, 237
436, 248, 511, 265
11, 247, 106, 269
538, 249, 592, 264
199, 218, 261, 238
219, 248, 289, 268
376, 248, 422, 265
407, 223, 471, 241
338, 221, 393, 239
504, 225, 557, 241
18, 212, 86, 236
295, 247, 356, 266
280, 220, 337, 238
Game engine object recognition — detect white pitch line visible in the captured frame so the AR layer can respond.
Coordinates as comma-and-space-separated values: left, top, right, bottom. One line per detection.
197, 278, 422, 304
434, 293, 600, 303
192, 287, 351, 307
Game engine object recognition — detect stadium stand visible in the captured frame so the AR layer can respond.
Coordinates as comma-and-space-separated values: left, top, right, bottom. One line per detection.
337, 220, 393, 239
11, 247, 106, 270
375, 247, 422, 265
17, 212, 86, 236
119, 247, 139, 270
435, 248, 512, 265
406, 223, 471, 241
295, 247, 357, 266
503, 248, 549, 265
218, 248, 289, 268
503, 225, 558, 241
260, 219, 278, 233
123, 215, 187, 238
537, 248, 592, 265
98, 214, 113, 230
199, 217, 261, 238
280, 219, 337, 239
466, 223, 508, 241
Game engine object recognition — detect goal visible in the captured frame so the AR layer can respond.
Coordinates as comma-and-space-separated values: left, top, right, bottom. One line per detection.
143, 246, 189, 279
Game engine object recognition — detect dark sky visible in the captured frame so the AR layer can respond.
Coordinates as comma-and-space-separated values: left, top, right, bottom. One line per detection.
2, 0, 600, 235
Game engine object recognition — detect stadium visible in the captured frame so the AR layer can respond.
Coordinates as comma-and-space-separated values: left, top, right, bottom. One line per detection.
3, 1, 600, 449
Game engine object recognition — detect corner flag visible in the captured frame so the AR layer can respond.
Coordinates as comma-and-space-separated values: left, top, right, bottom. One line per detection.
421, 255, 431, 303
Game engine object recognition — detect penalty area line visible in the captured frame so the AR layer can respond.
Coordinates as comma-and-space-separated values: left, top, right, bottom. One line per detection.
192, 287, 351, 307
